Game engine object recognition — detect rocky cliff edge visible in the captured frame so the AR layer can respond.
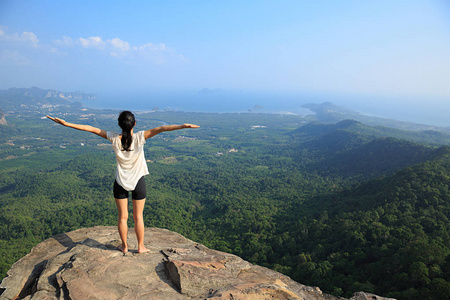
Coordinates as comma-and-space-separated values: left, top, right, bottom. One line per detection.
0, 226, 394, 300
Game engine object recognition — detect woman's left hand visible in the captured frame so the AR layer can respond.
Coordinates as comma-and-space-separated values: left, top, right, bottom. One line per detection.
47, 115, 67, 126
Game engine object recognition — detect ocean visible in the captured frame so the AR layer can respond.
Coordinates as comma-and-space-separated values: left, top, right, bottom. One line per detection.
86, 90, 316, 115
85, 90, 450, 127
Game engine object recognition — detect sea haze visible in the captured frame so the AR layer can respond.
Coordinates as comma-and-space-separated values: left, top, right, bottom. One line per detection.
92, 90, 316, 115
90, 90, 450, 127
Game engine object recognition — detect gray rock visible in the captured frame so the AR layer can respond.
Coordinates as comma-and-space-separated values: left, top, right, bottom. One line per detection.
0, 226, 395, 300
349, 292, 396, 300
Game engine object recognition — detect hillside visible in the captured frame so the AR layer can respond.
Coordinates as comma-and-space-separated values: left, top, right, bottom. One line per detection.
272, 148, 450, 299
288, 120, 449, 180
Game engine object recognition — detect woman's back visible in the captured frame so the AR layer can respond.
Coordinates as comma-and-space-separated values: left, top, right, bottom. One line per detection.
107, 130, 149, 191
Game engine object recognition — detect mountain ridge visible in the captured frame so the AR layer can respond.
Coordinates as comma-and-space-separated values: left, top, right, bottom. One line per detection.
302, 102, 450, 133
1, 87, 95, 101
290, 119, 450, 146
0, 87, 95, 112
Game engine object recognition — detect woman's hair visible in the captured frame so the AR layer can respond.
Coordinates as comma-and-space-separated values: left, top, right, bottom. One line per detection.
118, 111, 135, 151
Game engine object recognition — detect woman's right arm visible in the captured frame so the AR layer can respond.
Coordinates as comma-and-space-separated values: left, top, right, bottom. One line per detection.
47, 115, 107, 139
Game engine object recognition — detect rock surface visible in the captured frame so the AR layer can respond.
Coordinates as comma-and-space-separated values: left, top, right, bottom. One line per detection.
0, 226, 395, 300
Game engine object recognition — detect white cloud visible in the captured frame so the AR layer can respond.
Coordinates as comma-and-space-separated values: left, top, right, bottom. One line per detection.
62, 34, 184, 64
109, 37, 130, 51
54, 36, 74, 47
133, 43, 174, 64
79, 36, 106, 49
21, 32, 39, 47
0, 27, 39, 47
1, 25, 189, 66
138, 43, 167, 52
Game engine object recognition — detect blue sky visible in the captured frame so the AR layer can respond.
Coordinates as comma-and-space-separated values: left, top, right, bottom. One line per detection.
1, 0, 450, 123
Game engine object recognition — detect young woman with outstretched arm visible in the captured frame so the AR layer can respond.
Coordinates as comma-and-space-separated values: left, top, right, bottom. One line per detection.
47, 111, 199, 253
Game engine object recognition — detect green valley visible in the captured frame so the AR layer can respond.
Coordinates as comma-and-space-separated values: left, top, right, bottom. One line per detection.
1, 90, 450, 299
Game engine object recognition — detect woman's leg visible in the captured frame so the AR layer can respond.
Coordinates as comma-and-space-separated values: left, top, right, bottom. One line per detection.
115, 198, 129, 253
132, 199, 150, 253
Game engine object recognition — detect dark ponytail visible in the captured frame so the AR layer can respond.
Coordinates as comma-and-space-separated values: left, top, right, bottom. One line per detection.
118, 111, 135, 151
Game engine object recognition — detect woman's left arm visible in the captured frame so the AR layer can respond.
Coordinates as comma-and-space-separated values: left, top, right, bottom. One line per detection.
144, 123, 199, 139
47, 115, 107, 139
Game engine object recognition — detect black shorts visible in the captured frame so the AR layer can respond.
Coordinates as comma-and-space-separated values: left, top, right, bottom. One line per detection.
113, 176, 146, 200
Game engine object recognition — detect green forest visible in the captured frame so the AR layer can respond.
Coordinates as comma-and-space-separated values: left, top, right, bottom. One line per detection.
1, 91, 450, 299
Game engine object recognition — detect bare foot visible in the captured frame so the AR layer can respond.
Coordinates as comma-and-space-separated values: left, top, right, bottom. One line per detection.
138, 246, 150, 254
117, 244, 128, 253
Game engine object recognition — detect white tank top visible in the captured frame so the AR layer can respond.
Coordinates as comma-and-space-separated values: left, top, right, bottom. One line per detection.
107, 131, 149, 191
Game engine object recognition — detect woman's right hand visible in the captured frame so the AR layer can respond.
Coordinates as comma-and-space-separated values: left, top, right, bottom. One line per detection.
47, 115, 67, 126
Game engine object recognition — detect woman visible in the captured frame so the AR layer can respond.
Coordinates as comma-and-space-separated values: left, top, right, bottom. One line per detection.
47, 111, 199, 253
